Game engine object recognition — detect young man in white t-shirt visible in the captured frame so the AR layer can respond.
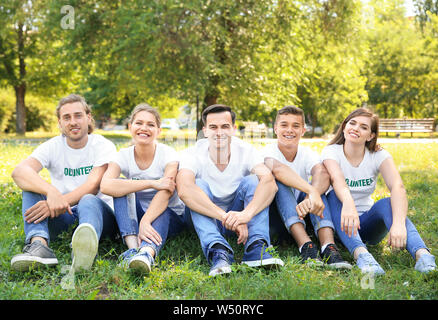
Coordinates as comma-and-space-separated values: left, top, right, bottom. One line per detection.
263, 105, 351, 269
177, 104, 284, 276
11, 94, 118, 272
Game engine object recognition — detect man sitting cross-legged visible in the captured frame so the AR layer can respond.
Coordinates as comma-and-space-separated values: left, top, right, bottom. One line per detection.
11, 94, 118, 272
176, 104, 284, 277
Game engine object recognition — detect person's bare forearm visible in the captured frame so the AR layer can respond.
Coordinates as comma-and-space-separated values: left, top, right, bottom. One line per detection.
141, 190, 172, 224
268, 160, 313, 194
271, 161, 330, 197
390, 184, 407, 226
310, 164, 331, 195
243, 174, 277, 218
60, 165, 107, 206
101, 178, 159, 198
177, 180, 225, 221
12, 164, 59, 196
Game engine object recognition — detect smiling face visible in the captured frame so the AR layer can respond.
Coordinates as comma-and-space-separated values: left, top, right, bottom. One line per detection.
129, 110, 161, 145
274, 113, 306, 148
58, 101, 91, 146
343, 115, 375, 145
203, 111, 236, 150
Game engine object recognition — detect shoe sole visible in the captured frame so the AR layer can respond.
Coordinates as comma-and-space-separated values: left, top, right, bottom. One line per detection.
326, 262, 353, 270
415, 267, 436, 273
302, 258, 324, 267
71, 223, 98, 272
209, 266, 232, 277
11, 255, 58, 272
129, 255, 152, 274
359, 267, 385, 275
242, 258, 284, 268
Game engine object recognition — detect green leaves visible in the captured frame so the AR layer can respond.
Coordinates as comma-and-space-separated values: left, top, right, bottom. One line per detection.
1, 0, 438, 133
364, 0, 438, 119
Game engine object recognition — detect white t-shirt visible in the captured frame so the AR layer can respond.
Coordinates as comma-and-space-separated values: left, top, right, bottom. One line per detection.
320, 143, 392, 214
262, 143, 321, 199
111, 143, 185, 216
30, 134, 117, 208
178, 137, 264, 211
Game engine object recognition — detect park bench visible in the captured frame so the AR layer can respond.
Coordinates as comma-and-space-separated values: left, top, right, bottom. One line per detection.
379, 118, 435, 137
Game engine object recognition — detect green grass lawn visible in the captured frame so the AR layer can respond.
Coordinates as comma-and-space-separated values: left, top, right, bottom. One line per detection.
0, 134, 437, 300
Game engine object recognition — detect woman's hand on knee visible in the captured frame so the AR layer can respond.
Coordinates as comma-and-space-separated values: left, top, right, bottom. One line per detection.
387, 224, 407, 250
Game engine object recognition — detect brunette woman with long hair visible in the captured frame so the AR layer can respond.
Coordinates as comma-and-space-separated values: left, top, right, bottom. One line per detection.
321, 108, 436, 274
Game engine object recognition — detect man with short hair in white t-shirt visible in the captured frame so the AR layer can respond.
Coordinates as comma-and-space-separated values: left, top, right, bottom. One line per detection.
11, 94, 118, 272
263, 105, 351, 269
177, 104, 284, 276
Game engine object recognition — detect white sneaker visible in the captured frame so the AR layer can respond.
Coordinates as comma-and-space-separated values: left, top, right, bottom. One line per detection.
71, 223, 98, 272
128, 250, 154, 274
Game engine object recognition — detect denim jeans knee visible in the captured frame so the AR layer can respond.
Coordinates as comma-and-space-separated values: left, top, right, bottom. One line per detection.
22, 191, 77, 244
274, 181, 305, 231
76, 194, 116, 240
113, 194, 139, 239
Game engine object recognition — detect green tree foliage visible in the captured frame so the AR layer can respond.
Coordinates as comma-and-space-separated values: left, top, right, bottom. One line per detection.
45, 0, 299, 128
44, 0, 370, 133
293, 0, 368, 134
1, 0, 438, 134
0, 0, 77, 134
0, 0, 37, 134
414, 0, 438, 30
364, 0, 438, 119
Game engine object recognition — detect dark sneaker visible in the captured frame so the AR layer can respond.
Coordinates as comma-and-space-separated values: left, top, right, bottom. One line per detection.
300, 241, 324, 266
129, 249, 155, 274
71, 223, 98, 272
242, 240, 284, 268
321, 244, 352, 270
11, 240, 58, 271
208, 248, 234, 277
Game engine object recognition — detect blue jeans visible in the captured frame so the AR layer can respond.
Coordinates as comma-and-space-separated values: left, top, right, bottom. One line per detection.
113, 193, 191, 256
22, 191, 118, 245
326, 190, 429, 259
271, 181, 335, 240
188, 175, 271, 264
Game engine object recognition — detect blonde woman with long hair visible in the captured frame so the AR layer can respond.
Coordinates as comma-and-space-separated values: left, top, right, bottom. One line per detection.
101, 104, 189, 273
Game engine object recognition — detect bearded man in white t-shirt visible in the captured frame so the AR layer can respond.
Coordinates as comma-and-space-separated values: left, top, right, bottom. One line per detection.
11, 94, 118, 272
177, 104, 284, 276
263, 105, 352, 269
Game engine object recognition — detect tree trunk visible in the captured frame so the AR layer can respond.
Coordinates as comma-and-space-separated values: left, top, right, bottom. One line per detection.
383, 104, 388, 119
308, 111, 317, 137
15, 84, 26, 135
15, 23, 27, 135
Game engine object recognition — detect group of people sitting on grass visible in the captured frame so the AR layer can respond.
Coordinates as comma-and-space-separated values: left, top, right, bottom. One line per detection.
10, 93, 436, 277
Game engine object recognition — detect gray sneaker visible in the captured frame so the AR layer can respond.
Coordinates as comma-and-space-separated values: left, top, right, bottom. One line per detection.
129, 250, 155, 274
356, 252, 385, 275
415, 254, 436, 273
11, 240, 58, 271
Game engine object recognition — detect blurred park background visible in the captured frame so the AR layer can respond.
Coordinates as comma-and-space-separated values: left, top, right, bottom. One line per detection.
1, 0, 438, 137
2, 1, 438, 300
